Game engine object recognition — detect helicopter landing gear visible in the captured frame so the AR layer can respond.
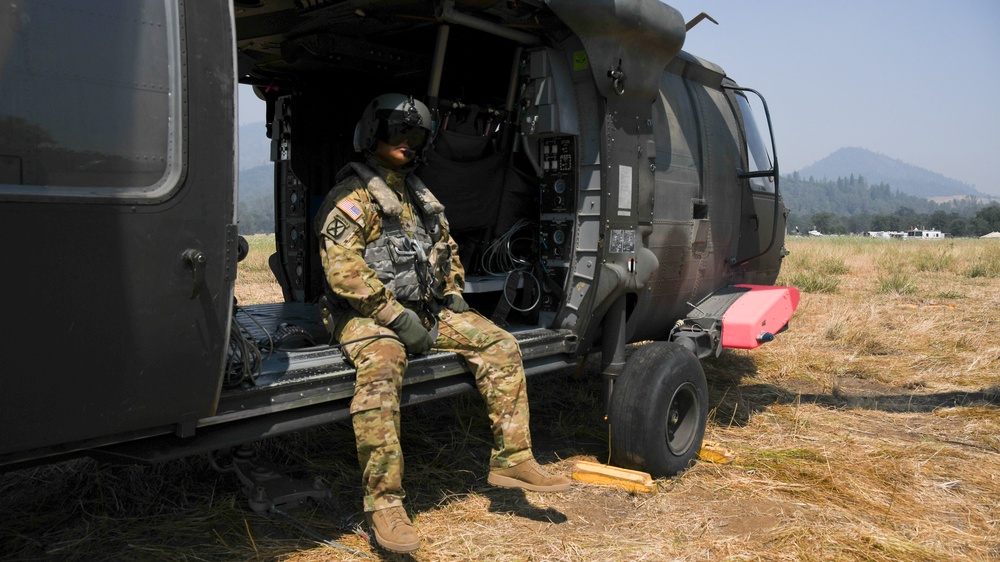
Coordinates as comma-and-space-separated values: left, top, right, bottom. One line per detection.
608, 342, 708, 478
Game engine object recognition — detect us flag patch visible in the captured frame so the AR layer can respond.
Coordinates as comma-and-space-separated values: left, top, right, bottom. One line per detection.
337, 199, 363, 222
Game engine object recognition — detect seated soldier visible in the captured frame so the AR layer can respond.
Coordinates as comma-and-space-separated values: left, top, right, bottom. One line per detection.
314, 93, 570, 554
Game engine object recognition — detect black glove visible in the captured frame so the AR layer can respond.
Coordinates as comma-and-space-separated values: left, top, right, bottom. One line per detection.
388, 309, 434, 355
445, 294, 470, 313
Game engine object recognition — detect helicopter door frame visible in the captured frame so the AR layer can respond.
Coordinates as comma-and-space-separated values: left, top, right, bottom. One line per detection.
725, 85, 782, 268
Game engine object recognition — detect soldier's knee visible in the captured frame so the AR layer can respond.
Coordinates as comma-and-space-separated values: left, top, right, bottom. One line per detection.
470, 319, 513, 347
488, 327, 521, 358
497, 327, 518, 347
353, 338, 407, 371
349, 344, 406, 404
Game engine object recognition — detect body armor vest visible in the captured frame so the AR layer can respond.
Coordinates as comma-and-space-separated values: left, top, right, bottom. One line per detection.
339, 162, 450, 304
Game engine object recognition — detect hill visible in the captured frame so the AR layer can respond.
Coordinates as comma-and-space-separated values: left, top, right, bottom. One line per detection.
779, 173, 988, 219
796, 147, 986, 199
237, 164, 274, 234
238, 121, 271, 170
238, 163, 272, 200
778, 173, 1000, 236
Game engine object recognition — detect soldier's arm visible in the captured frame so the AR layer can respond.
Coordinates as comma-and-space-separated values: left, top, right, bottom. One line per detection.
318, 187, 406, 326
441, 220, 465, 296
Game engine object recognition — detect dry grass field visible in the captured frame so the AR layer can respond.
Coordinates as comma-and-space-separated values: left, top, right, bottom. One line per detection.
2, 235, 997, 561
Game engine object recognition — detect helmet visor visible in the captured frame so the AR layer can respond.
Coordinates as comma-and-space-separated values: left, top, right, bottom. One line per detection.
382, 123, 428, 149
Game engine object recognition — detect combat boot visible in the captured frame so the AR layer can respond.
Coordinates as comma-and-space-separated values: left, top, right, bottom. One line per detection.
366, 506, 420, 553
488, 459, 571, 492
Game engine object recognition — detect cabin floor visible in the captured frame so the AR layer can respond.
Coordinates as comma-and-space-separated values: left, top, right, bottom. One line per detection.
214, 303, 580, 431
89, 303, 579, 464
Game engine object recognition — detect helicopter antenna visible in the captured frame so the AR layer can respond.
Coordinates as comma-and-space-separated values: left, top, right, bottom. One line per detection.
685, 12, 719, 31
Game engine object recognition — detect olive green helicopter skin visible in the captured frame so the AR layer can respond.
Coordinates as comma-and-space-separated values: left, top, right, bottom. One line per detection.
0, 0, 792, 476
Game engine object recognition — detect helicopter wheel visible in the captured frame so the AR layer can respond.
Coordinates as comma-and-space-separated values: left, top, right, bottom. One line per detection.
608, 341, 709, 478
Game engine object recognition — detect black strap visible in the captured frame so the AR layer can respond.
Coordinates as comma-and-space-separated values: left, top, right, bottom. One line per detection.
490, 270, 522, 327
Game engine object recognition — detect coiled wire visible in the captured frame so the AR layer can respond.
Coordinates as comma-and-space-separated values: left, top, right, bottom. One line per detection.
480, 219, 541, 312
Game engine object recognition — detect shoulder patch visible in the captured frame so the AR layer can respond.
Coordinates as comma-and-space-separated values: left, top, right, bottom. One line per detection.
327, 216, 348, 238
337, 199, 364, 223
323, 212, 359, 245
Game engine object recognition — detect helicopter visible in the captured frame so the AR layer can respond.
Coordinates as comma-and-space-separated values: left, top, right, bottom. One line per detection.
0, 0, 797, 488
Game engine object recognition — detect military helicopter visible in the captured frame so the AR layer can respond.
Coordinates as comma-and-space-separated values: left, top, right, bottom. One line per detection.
0, 0, 797, 490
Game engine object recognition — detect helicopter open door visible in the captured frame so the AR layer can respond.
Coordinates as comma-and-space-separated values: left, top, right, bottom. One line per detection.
0, 1, 237, 467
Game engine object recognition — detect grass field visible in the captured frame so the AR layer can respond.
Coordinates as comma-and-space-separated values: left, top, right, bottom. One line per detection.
2, 236, 997, 561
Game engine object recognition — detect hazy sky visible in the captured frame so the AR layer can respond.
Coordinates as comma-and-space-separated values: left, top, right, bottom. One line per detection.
238, 0, 1000, 195
666, 0, 1000, 195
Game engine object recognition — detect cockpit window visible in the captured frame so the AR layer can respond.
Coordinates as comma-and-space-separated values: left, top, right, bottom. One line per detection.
735, 92, 775, 193
0, 0, 181, 200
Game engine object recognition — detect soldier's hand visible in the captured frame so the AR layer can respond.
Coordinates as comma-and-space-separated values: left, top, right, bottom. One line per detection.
444, 294, 470, 313
388, 309, 434, 355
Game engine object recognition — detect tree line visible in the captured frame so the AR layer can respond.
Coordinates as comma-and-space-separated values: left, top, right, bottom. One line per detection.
782, 173, 999, 236
797, 206, 1000, 237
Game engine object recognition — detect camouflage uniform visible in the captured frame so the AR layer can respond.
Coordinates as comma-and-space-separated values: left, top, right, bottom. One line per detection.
315, 156, 534, 512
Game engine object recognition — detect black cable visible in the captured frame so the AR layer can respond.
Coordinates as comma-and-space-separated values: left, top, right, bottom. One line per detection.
337, 334, 402, 347
226, 319, 262, 388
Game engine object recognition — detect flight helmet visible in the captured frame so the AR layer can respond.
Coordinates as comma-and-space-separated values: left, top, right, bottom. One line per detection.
353, 93, 432, 153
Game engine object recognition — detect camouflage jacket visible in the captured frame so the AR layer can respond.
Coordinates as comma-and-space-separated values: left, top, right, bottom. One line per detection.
315, 159, 465, 327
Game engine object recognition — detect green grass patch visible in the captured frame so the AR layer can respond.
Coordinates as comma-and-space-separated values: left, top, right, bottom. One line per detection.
783, 271, 840, 294
965, 246, 1000, 278
242, 234, 275, 269
876, 271, 916, 295
913, 248, 955, 272
779, 247, 849, 293
933, 290, 965, 299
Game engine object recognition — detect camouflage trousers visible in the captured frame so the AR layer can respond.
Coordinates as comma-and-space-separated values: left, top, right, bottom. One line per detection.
335, 307, 534, 512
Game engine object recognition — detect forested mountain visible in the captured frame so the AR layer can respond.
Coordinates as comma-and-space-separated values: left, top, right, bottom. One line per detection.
781, 173, 997, 236
796, 147, 988, 198
238, 121, 271, 171
780, 173, 985, 217
237, 164, 274, 234
236, 120, 275, 234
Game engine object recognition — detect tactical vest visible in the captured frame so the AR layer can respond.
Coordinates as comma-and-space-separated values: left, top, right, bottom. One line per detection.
338, 162, 451, 304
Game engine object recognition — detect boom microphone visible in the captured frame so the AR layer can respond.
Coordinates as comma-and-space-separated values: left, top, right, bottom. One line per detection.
402, 147, 425, 165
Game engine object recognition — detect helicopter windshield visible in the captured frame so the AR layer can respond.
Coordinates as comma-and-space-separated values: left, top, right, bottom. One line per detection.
736, 92, 775, 193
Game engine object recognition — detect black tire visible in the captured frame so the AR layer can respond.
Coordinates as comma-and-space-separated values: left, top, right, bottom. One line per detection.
608, 342, 709, 478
